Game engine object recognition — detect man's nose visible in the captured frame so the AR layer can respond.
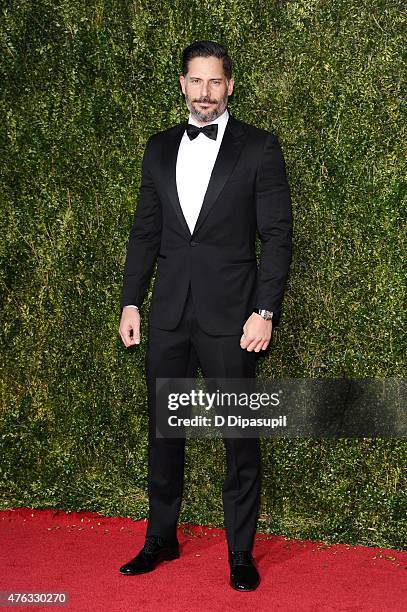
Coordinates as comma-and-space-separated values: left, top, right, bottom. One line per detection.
200, 82, 210, 97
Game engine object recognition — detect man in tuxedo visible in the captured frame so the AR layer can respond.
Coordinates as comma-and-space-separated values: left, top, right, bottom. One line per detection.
118, 40, 292, 591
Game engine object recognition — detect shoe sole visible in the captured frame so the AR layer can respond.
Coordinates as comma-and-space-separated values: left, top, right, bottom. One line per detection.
229, 579, 260, 591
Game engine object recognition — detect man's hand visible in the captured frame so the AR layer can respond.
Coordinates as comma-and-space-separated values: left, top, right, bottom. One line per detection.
119, 306, 141, 347
240, 313, 272, 352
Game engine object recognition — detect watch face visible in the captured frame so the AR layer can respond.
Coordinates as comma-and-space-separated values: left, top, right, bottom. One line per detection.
254, 309, 272, 319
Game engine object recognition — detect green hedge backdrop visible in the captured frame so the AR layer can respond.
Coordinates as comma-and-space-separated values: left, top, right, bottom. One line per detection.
0, 0, 405, 549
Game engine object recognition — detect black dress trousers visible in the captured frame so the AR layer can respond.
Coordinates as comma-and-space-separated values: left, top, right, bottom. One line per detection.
144, 282, 262, 552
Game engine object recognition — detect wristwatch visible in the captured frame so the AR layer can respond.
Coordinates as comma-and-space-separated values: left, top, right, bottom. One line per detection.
253, 308, 273, 320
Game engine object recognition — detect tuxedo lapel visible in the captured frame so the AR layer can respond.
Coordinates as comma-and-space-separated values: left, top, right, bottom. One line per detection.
192, 114, 247, 238
162, 113, 248, 240
162, 120, 190, 237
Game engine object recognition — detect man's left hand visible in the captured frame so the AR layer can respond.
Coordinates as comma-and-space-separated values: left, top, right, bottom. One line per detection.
240, 313, 273, 352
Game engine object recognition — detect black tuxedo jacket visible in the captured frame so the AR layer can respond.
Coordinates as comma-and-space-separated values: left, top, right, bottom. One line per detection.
120, 113, 293, 335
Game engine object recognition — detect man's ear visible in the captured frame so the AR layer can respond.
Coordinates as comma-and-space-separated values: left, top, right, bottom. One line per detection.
228, 77, 234, 96
179, 75, 186, 94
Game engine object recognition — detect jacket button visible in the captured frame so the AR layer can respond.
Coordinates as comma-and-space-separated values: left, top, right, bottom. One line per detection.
190, 240, 199, 246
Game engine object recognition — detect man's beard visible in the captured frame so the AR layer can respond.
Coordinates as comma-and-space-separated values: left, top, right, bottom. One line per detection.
185, 92, 228, 123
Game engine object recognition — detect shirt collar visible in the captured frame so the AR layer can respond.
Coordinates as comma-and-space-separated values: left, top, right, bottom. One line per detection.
187, 107, 229, 132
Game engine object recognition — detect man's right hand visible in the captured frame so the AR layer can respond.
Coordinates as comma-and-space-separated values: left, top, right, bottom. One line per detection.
119, 306, 141, 347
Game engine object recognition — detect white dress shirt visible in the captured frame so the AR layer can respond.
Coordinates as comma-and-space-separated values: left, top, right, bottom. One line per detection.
126, 107, 229, 310
176, 107, 229, 235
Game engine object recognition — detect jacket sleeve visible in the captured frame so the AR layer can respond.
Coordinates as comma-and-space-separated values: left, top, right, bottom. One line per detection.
253, 132, 293, 327
120, 135, 162, 311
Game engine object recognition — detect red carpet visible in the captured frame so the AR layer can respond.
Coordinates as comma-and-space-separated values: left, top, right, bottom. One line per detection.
1, 508, 406, 611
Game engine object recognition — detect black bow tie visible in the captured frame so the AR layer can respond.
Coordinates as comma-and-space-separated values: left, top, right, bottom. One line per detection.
186, 123, 218, 141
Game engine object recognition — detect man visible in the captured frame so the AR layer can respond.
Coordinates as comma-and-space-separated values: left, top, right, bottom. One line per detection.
118, 40, 293, 591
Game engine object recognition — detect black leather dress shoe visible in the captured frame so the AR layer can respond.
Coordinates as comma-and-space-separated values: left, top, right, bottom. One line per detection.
229, 550, 260, 591
119, 535, 180, 575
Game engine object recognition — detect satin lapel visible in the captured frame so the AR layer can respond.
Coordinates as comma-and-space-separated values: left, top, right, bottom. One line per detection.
192, 115, 247, 238
163, 121, 191, 238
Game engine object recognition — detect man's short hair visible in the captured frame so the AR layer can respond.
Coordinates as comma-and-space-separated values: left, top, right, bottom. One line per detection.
182, 40, 232, 80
